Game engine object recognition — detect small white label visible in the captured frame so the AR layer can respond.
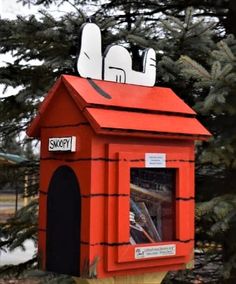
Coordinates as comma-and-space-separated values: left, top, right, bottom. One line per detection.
145, 153, 166, 168
135, 244, 176, 259
48, 136, 76, 152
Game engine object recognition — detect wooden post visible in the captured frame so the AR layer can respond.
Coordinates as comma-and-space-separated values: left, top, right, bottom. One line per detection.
73, 271, 167, 284
24, 174, 29, 206
15, 183, 18, 214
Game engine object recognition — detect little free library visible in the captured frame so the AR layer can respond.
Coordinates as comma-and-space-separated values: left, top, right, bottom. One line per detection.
27, 23, 211, 282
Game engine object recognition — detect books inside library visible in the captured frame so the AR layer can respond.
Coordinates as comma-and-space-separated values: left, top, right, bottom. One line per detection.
130, 168, 175, 245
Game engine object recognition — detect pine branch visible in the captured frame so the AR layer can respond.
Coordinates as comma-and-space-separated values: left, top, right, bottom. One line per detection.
0, 257, 37, 277
218, 41, 236, 61
184, 6, 193, 29
179, 55, 211, 80
66, 0, 87, 20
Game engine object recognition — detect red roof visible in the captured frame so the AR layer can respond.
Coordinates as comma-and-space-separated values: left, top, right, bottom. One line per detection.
27, 75, 211, 140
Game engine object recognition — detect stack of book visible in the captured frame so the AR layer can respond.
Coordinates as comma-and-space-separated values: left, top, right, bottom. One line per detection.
129, 172, 173, 244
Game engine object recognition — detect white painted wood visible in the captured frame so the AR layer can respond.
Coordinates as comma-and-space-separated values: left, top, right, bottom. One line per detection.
77, 23, 103, 80
48, 136, 76, 152
145, 153, 166, 168
135, 244, 176, 259
104, 46, 156, 86
76, 23, 156, 87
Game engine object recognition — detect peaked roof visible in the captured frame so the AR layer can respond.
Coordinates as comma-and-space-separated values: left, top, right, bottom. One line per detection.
27, 75, 211, 140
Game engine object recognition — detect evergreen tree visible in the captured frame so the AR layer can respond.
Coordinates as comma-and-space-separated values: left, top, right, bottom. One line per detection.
23, 0, 236, 36
1, 0, 235, 282
179, 35, 236, 280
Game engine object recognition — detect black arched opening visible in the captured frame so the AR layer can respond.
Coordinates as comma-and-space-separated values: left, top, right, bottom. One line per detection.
46, 166, 81, 276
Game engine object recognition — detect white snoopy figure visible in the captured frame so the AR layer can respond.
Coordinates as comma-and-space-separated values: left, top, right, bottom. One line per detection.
77, 23, 156, 87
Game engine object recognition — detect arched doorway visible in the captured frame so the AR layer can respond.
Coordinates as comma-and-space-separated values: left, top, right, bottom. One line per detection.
46, 166, 81, 276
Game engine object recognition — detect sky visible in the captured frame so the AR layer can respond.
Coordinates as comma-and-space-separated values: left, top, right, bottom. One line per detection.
0, 0, 40, 19
0, 0, 95, 20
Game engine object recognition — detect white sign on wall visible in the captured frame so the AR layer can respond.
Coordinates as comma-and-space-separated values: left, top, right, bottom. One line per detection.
135, 244, 176, 259
145, 153, 166, 168
77, 23, 156, 87
48, 136, 76, 152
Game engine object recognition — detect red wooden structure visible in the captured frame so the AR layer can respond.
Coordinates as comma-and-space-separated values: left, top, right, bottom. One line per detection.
27, 75, 211, 278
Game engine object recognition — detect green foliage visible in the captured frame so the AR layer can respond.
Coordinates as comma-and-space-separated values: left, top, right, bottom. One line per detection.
179, 28, 236, 280
1, 0, 236, 282
179, 35, 236, 172
0, 200, 38, 251
196, 195, 236, 235
155, 7, 216, 92
196, 195, 236, 279
0, 200, 38, 276
179, 36, 236, 114
0, 257, 38, 278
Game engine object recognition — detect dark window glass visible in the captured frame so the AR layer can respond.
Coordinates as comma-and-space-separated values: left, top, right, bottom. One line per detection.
130, 168, 175, 244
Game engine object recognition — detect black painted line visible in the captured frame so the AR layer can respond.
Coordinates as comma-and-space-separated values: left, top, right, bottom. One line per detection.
108, 66, 126, 83
176, 239, 194, 243
81, 241, 130, 246
81, 240, 193, 245
84, 52, 90, 59
81, 193, 129, 198
102, 127, 208, 140
168, 159, 195, 163
128, 159, 194, 163
87, 79, 112, 99
85, 103, 196, 118
40, 157, 194, 163
40, 157, 120, 162
38, 228, 46, 232
176, 197, 195, 201
129, 159, 145, 162
39, 191, 128, 198
129, 159, 194, 163
39, 192, 193, 200
41, 122, 89, 129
